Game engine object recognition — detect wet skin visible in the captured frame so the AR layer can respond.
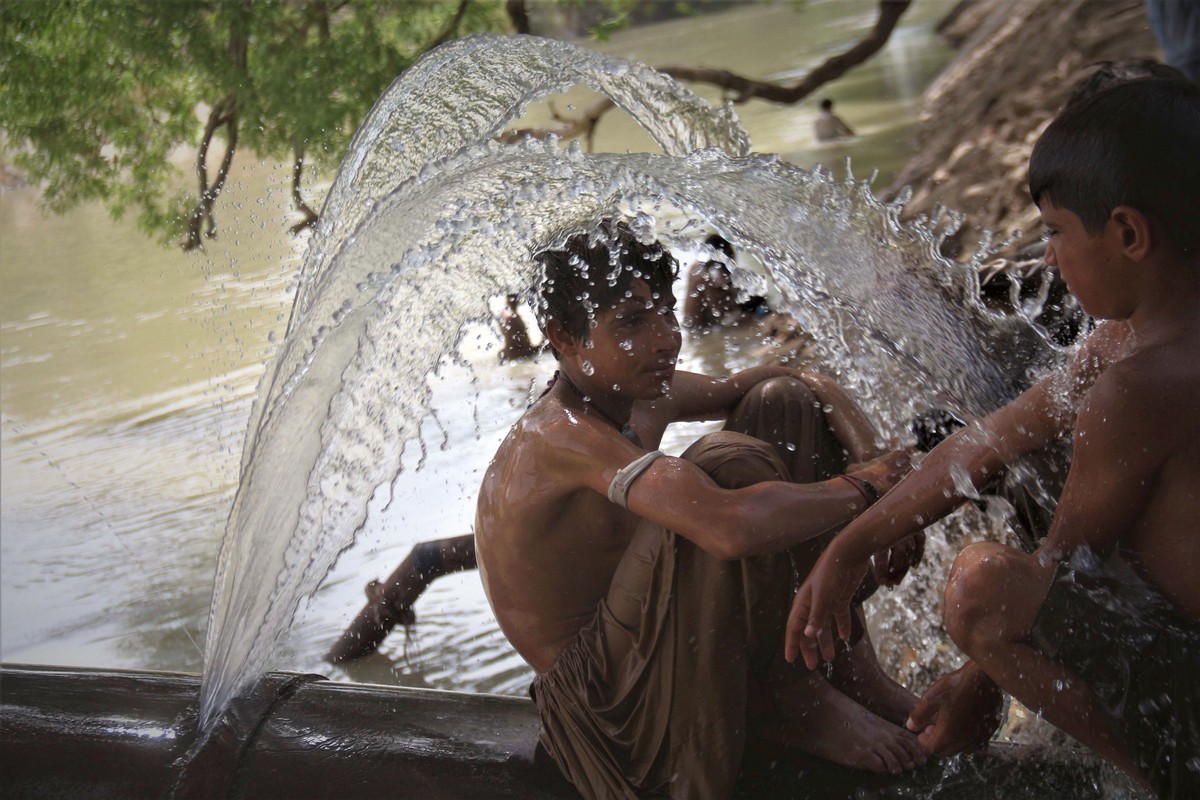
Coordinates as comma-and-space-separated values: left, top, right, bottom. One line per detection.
475, 277, 925, 773
789, 198, 1200, 785
1038, 200, 1200, 617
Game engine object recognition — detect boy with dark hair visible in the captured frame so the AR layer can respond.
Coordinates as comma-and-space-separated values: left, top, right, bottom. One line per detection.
683, 234, 768, 331
499, 292, 538, 362
789, 78, 1200, 797
476, 221, 925, 798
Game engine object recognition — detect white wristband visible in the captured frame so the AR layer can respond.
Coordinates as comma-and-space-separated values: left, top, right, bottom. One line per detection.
607, 450, 665, 509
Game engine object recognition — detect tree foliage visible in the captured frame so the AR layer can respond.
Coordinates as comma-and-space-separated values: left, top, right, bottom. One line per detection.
0, 0, 514, 248
1, 0, 908, 250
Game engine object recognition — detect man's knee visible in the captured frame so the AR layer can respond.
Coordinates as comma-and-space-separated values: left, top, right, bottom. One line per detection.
681, 431, 790, 490
744, 376, 817, 411
943, 542, 1020, 652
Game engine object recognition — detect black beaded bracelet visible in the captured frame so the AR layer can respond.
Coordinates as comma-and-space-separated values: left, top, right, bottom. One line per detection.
837, 473, 881, 505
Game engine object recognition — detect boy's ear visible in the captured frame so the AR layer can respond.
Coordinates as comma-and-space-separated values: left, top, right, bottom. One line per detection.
1109, 205, 1153, 262
545, 320, 582, 357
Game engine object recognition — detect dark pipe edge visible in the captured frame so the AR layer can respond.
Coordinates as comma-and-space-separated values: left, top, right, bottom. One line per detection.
0, 664, 574, 800
0, 663, 1120, 799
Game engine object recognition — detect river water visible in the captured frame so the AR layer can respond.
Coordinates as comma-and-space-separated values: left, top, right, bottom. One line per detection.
1, 1, 956, 699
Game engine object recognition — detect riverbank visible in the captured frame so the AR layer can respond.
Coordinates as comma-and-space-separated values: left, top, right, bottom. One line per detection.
889, 0, 1160, 256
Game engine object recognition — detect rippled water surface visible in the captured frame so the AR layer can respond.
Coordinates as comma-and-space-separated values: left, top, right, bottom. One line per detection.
2, 2, 962, 701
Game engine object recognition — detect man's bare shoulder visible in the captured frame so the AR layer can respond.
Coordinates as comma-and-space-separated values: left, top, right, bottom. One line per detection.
509, 394, 631, 455
484, 393, 642, 500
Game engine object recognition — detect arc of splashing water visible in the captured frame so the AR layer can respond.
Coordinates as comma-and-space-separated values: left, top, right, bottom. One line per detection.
201, 34, 753, 732
238, 34, 749, 481
201, 36, 1061, 732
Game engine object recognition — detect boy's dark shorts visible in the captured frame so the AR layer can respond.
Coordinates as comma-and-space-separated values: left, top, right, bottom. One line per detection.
1029, 549, 1200, 798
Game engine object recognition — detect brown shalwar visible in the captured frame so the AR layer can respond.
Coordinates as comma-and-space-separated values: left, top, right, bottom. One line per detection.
531, 377, 848, 799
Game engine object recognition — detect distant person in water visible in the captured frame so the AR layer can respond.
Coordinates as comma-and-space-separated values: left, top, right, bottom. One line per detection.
682, 234, 768, 330
790, 78, 1200, 798
476, 220, 925, 799
814, 98, 855, 142
499, 293, 538, 362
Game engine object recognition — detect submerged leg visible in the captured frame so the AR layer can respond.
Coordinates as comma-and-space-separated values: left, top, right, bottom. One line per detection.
327, 534, 477, 663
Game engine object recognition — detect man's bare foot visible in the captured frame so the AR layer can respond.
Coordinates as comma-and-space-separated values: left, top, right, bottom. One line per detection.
763, 632, 918, 727
761, 669, 928, 774
827, 638, 920, 727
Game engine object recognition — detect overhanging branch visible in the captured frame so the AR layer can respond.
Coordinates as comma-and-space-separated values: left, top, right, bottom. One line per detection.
499, 0, 911, 145
183, 97, 238, 251
289, 145, 320, 234
429, 0, 471, 49
661, 0, 911, 104
496, 98, 614, 150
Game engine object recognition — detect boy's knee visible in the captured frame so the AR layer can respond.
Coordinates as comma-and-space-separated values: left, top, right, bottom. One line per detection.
681, 431, 790, 489
943, 542, 1015, 650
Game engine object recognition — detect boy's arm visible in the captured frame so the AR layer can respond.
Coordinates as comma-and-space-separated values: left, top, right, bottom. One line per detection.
784, 320, 1127, 666
785, 323, 1130, 665
900, 367, 1164, 755
1038, 363, 1160, 561
784, 378, 1064, 665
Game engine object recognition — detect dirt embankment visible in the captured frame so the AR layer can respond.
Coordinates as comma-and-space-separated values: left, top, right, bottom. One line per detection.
889, 0, 1161, 258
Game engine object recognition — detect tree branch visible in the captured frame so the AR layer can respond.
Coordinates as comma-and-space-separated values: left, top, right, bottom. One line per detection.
289, 144, 320, 234
496, 97, 614, 149
499, 0, 911, 144
183, 11, 249, 251
183, 97, 238, 251
660, 0, 911, 104
505, 0, 531, 35
429, 0, 471, 50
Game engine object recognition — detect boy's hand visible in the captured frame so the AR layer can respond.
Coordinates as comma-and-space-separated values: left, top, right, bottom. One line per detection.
906, 663, 1004, 756
873, 532, 926, 588
785, 543, 868, 668
849, 449, 912, 497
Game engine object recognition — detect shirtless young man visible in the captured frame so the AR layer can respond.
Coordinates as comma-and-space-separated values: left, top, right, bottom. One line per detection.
476, 222, 926, 798
789, 78, 1200, 798
499, 293, 538, 362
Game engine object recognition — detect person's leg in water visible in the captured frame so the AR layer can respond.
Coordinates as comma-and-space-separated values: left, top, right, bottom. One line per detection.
328, 533, 477, 662
714, 377, 925, 772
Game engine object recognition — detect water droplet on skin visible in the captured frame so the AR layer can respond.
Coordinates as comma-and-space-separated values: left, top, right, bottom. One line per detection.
785, 443, 796, 452
581, 361, 594, 376
619, 339, 633, 351
612, 384, 621, 391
